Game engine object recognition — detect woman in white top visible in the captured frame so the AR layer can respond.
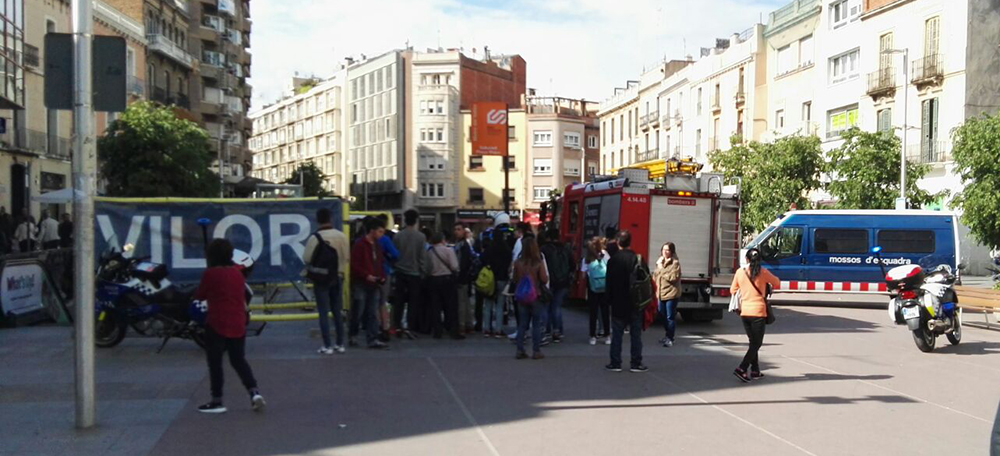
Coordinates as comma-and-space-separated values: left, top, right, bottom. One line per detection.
14, 215, 36, 253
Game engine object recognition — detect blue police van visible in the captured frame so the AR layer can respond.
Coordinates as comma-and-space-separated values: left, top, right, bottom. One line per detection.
743, 210, 959, 287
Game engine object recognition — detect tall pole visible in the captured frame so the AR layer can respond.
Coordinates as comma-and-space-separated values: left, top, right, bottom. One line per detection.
503, 154, 510, 214
899, 49, 909, 209
218, 136, 225, 197
71, 0, 96, 429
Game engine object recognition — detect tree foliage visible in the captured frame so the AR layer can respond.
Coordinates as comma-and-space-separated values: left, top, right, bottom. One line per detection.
284, 162, 331, 197
950, 112, 1000, 249
98, 101, 218, 197
709, 135, 823, 237
825, 128, 941, 209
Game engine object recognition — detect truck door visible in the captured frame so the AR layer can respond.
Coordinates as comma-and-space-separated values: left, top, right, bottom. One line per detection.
758, 225, 807, 282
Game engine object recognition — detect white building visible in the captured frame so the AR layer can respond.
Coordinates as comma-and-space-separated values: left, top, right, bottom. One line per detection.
248, 73, 347, 196
410, 51, 463, 220
598, 82, 638, 172
815, 0, 865, 150
761, 0, 822, 141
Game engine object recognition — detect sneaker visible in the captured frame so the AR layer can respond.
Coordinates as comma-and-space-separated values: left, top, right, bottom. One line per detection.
733, 368, 751, 383
589, 337, 597, 346
483, 331, 492, 338
508, 331, 519, 340
657, 337, 667, 345
540, 335, 552, 347
334, 345, 346, 354
368, 341, 389, 350
605, 363, 622, 372
553, 334, 563, 343
317, 347, 334, 355
494, 333, 503, 339
197, 402, 227, 414
630, 364, 649, 373
604, 336, 612, 346
348, 337, 358, 347
751, 371, 765, 380
663, 339, 673, 348
251, 394, 266, 412
516, 351, 529, 360
532, 351, 545, 360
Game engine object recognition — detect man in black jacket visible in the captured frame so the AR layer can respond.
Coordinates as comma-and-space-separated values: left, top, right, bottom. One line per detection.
605, 231, 648, 373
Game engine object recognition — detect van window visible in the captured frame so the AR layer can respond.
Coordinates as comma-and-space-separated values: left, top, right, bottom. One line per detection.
760, 226, 803, 260
877, 230, 934, 254
814, 229, 868, 254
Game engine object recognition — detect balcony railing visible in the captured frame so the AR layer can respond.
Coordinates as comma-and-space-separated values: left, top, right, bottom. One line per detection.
128, 76, 144, 97
867, 67, 895, 98
176, 93, 190, 109
202, 50, 226, 67
0, 129, 72, 159
710, 94, 721, 112
674, 109, 682, 125
907, 141, 951, 164
635, 149, 658, 163
649, 110, 660, 126
639, 113, 650, 130
202, 15, 224, 32
24, 44, 39, 68
152, 87, 167, 104
734, 90, 746, 106
146, 33, 194, 68
911, 54, 944, 86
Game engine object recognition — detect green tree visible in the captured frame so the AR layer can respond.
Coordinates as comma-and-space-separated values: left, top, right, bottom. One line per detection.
98, 101, 218, 197
950, 112, 1000, 249
709, 135, 823, 237
284, 162, 331, 197
825, 128, 940, 209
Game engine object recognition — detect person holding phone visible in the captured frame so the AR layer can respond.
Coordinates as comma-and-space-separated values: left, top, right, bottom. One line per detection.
350, 217, 390, 350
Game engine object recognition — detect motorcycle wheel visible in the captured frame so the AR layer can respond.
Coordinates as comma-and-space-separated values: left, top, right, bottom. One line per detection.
912, 326, 936, 353
946, 310, 962, 346
95, 311, 127, 348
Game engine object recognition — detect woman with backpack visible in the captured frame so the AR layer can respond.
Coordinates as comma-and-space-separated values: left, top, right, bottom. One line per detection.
654, 242, 682, 348
583, 237, 611, 346
512, 237, 549, 360
730, 248, 780, 383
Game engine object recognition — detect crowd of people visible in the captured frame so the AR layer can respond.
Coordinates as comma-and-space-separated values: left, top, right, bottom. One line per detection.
0, 207, 73, 255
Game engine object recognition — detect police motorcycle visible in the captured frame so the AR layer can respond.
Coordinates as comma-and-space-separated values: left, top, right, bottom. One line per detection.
94, 218, 258, 351
988, 248, 1000, 284
873, 246, 962, 353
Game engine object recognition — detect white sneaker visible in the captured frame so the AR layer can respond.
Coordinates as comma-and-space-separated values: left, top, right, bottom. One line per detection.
663, 339, 674, 348
334, 345, 346, 354
317, 347, 334, 355
508, 331, 518, 340
589, 337, 597, 346
251, 394, 266, 412
604, 336, 612, 345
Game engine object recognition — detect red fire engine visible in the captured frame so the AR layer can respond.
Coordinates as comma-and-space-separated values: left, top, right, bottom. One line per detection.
556, 164, 742, 322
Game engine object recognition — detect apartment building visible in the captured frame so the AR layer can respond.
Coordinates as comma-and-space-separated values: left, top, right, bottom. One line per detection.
762, 0, 822, 141
248, 74, 346, 196
458, 108, 527, 225
598, 82, 638, 173
525, 96, 598, 214
0, 0, 145, 219
815, 0, 865, 150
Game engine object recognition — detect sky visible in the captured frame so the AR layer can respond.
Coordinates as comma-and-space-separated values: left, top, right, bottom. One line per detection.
247, 0, 788, 110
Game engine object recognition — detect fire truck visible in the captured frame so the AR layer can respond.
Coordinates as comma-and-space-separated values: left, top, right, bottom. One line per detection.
555, 161, 741, 322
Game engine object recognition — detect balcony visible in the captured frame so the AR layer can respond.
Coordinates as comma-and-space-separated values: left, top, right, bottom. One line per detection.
649, 111, 660, 127
218, 0, 236, 16
907, 141, 951, 164
151, 86, 167, 104
224, 28, 242, 45
635, 149, 658, 163
639, 113, 650, 131
0, 129, 72, 159
202, 50, 226, 67
176, 93, 190, 109
911, 54, 944, 87
205, 122, 225, 140
710, 94, 722, 113
202, 15, 224, 32
146, 34, 194, 69
24, 44, 40, 68
734, 90, 746, 107
867, 67, 895, 99
128, 76, 144, 97
674, 109, 682, 125
173, 0, 190, 16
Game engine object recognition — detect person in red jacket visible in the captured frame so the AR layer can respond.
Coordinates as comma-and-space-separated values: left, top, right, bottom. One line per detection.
350, 217, 389, 349
194, 238, 264, 414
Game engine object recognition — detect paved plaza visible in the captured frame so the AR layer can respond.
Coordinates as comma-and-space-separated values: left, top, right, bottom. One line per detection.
2, 294, 999, 455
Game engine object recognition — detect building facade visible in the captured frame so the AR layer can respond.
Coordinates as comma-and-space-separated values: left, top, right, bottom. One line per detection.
457, 108, 527, 225
248, 74, 346, 196
761, 0, 821, 142
525, 96, 598, 213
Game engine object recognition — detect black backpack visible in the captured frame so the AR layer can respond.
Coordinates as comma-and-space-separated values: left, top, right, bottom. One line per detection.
543, 243, 572, 289
630, 255, 653, 310
306, 232, 339, 286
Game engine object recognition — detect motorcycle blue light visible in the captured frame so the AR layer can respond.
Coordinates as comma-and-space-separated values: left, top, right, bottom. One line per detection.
872, 246, 882, 253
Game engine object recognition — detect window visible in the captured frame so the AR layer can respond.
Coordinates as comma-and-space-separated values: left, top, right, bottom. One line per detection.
419, 182, 445, 198
588, 163, 597, 177
563, 161, 580, 176
814, 229, 869, 254
588, 135, 598, 149
533, 158, 553, 175
435, 100, 444, 114
421, 154, 445, 170
921, 98, 940, 161
879, 33, 894, 71
696, 87, 703, 115
802, 101, 812, 123
925, 17, 940, 57
563, 132, 581, 149
760, 226, 804, 260
504, 155, 516, 170
468, 188, 484, 203
508, 125, 516, 139
827, 105, 859, 137
695, 129, 702, 155
799, 35, 814, 66
877, 108, 892, 133
878, 230, 935, 254
503, 189, 515, 204
533, 187, 552, 201
469, 156, 484, 170
830, 0, 859, 28
602, 122, 607, 146
775, 110, 785, 129
830, 48, 860, 83
777, 45, 794, 75
533, 131, 553, 146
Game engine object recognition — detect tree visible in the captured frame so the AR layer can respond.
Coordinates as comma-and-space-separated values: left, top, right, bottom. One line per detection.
825, 128, 940, 209
709, 135, 823, 237
950, 112, 1000, 249
285, 162, 331, 197
98, 101, 218, 197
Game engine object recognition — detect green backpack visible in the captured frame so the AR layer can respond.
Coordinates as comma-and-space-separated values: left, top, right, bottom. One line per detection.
475, 266, 496, 296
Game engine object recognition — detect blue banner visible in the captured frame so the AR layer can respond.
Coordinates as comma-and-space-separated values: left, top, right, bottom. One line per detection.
94, 198, 344, 284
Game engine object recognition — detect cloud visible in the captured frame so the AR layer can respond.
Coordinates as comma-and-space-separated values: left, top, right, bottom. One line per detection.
247, 0, 788, 110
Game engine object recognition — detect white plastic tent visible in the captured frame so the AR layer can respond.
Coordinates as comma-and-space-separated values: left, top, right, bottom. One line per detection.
32, 188, 86, 204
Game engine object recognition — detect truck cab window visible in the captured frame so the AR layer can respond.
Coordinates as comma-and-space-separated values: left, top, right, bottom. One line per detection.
760, 226, 803, 260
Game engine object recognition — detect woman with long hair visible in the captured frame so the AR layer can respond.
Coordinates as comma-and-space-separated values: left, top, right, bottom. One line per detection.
583, 237, 611, 345
194, 239, 264, 413
512, 237, 548, 359
730, 248, 780, 382
654, 242, 682, 348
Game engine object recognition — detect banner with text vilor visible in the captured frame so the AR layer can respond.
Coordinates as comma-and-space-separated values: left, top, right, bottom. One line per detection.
472, 102, 508, 156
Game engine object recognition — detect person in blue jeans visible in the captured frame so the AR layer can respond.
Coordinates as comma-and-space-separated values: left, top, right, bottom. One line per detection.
541, 229, 574, 342
654, 242, 682, 348
605, 231, 648, 372
512, 237, 549, 359
302, 208, 351, 355
349, 217, 389, 349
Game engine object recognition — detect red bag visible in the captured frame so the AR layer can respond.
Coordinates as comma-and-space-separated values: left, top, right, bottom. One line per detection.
642, 277, 658, 330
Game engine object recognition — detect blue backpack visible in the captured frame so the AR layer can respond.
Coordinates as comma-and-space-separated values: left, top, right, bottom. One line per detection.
514, 275, 538, 304
587, 259, 607, 293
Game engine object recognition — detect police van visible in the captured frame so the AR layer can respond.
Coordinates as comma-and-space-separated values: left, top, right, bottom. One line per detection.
743, 210, 959, 293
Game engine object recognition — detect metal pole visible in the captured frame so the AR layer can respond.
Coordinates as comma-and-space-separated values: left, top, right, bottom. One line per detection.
364, 180, 368, 211
503, 155, 510, 214
71, 0, 96, 429
900, 49, 909, 209
219, 137, 226, 198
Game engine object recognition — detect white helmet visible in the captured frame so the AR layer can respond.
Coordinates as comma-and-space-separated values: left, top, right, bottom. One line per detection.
493, 212, 510, 227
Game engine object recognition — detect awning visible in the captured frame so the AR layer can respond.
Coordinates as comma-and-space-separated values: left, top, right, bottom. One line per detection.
32, 188, 86, 203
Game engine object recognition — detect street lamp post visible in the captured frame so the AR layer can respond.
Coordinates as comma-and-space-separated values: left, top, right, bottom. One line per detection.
883, 48, 909, 210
